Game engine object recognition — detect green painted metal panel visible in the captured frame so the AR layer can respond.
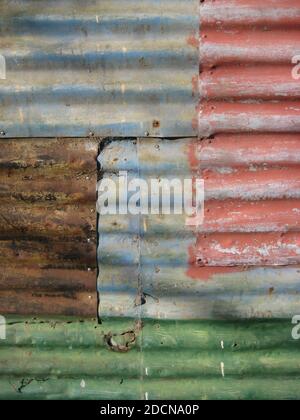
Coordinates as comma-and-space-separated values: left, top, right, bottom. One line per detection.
0, 316, 299, 400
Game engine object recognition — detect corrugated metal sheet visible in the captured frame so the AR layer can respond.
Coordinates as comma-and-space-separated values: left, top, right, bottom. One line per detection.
98, 137, 300, 319
98, 0, 300, 320
0, 0, 300, 401
0, 316, 300, 400
198, 0, 300, 136
0, 0, 199, 138
0, 138, 98, 316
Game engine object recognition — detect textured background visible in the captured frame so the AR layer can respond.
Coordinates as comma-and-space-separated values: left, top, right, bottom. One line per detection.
0, 0, 300, 400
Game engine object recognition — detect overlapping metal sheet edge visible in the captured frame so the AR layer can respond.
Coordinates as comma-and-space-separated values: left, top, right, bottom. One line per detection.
0, 137, 98, 316
0, 316, 300, 400
0, 0, 199, 138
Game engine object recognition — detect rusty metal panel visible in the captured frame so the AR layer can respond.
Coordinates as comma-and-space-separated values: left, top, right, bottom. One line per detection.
0, 138, 98, 316
0, 0, 199, 138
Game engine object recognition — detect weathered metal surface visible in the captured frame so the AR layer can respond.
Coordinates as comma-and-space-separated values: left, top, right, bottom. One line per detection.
97, 0, 300, 321
3, 1, 299, 138
0, 316, 299, 400
0, 0, 199, 138
0, 138, 98, 316
198, 0, 300, 136
0, 0, 300, 401
98, 137, 300, 319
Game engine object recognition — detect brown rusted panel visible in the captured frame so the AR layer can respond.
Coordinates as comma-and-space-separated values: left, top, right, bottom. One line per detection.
0, 291, 95, 316
0, 240, 96, 268
0, 204, 96, 240
0, 138, 98, 316
0, 138, 97, 169
0, 268, 96, 291
0, 139, 97, 206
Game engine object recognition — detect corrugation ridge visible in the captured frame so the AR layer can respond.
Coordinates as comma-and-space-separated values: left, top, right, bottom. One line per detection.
201, 0, 300, 29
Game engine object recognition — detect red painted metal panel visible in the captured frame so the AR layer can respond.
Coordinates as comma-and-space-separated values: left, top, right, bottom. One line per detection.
198, 0, 300, 136
192, 232, 300, 266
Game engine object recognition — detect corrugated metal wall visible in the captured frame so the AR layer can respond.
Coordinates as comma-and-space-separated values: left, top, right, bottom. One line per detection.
0, 0, 300, 400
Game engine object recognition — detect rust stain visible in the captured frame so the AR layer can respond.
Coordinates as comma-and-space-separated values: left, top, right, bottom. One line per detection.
187, 137, 200, 171
191, 74, 199, 98
104, 320, 143, 353
186, 30, 199, 49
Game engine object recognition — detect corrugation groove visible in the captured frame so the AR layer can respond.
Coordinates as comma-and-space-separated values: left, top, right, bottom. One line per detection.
0, 138, 98, 316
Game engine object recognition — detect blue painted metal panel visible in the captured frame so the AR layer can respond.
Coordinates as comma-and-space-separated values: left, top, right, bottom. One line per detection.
0, 0, 199, 138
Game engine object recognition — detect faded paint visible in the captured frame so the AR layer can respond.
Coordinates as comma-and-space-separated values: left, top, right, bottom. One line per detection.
0, 0, 299, 401
198, 0, 300, 137
0, 0, 199, 137
98, 136, 300, 319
